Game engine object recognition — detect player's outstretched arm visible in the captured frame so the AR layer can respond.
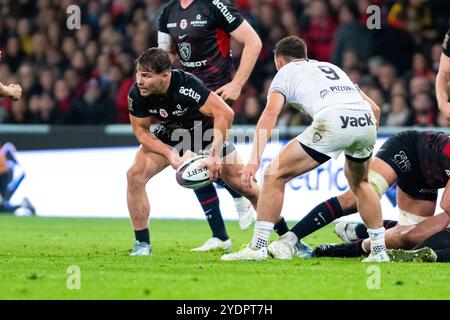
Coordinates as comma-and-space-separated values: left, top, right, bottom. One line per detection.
359, 88, 381, 129
216, 21, 262, 102
129, 114, 181, 169
241, 92, 284, 188
440, 179, 450, 219
436, 53, 450, 120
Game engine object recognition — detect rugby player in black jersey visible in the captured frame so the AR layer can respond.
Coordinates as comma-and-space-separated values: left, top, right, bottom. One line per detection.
158, 0, 262, 251
126, 48, 259, 256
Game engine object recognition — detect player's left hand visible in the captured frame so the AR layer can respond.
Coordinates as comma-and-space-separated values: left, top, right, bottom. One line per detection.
198, 156, 222, 182
241, 163, 258, 189
215, 81, 242, 103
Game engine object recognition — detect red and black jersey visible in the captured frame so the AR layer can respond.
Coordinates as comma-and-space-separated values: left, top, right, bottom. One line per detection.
376, 130, 450, 201
443, 28, 450, 58
158, 0, 244, 90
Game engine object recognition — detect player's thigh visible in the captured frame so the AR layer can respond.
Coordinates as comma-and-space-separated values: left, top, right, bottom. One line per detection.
344, 157, 371, 188
128, 146, 170, 184
265, 139, 321, 182
397, 187, 436, 217
370, 157, 398, 187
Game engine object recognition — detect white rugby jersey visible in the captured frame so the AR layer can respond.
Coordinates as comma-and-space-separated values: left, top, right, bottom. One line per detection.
268, 59, 368, 116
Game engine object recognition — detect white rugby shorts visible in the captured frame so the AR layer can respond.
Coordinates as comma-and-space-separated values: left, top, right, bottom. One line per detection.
297, 105, 377, 161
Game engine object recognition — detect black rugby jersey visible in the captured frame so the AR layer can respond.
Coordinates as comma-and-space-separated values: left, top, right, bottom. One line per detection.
416, 131, 450, 189
443, 28, 450, 58
127, 69, 212, 130
159, 0, 244, 90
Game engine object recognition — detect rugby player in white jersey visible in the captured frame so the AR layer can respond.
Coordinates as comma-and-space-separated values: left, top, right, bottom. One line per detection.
221, 36, 387, 262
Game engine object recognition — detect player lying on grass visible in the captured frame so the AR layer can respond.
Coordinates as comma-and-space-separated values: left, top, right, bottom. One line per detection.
331, 215, 450, 262
127, 48, 266, 256
266, 130, 450, 261
222, 35, 386, 262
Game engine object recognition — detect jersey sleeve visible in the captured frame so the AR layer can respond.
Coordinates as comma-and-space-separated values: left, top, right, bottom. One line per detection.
158, 5, 170, 34
210, 0, 244, 33
268, 68, 290, 102
183, 73, 211, 111
443, 28, 450, 58
127, 84, 151, 118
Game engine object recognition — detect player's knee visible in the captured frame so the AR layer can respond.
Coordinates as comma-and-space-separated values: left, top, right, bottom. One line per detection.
440, 199, 450, 215
263, 164, 286, 185
127, 166, 149, 190
337, 191, 357, 212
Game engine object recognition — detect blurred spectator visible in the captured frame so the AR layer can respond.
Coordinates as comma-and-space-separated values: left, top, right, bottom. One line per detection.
0, 0, 448, 127
301, 0, 337, 61
411, 92, 436, 126
385, 94, 413, 126
66, 78, 115, 124
332, 2, 373, 67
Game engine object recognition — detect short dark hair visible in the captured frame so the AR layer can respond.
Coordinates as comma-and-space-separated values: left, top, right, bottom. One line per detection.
274, 36, 307, 60
136, 47, 171, 73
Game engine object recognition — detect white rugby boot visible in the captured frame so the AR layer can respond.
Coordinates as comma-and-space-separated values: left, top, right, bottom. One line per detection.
191, 237, 232, 252
234, 197, 256, 231
221, 245, 268, 261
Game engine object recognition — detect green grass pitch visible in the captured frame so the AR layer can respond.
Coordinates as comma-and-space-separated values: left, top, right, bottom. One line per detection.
0, 215, 449, 300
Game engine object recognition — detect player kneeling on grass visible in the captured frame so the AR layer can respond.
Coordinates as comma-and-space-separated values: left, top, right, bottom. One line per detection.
126, 48, 259, 256
221, 36, 387, 262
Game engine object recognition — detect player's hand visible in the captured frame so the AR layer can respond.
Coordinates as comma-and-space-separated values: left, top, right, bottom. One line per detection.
215, 81, 242, 103
5, 84, 22, 101
168, 150, 183, 170
198, 156, 222, 182
241, 163, 259, 189
439, 102, 450, 121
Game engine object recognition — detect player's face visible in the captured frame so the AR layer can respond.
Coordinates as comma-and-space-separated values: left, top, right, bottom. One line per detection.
135, 66, 167, 96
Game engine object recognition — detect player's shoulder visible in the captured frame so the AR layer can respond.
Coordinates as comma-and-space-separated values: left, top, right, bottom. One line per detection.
160, 0, 178, 14
127, 82, 141, 98
442, 28, 450, 57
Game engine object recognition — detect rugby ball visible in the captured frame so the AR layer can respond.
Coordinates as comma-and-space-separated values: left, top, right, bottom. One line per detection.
175, 155, 211, 189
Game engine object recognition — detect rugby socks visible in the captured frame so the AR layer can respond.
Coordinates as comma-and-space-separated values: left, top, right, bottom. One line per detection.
435, 247, 450, 262
223, 184, 241, 198
367, 227, 387, 254
251, 221, 274, 249
0, 171, 9, 198
135, 228, 150, 245
290, 197, 344, 240
355, 220, 398, 239
194, 184, 228, 241
274, 216, 289, 236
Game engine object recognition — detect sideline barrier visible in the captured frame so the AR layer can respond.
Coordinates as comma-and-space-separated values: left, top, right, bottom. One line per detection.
3, 125, 447, 220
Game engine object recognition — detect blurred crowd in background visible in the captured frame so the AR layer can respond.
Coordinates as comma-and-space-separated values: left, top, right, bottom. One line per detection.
0, 0, 449, 127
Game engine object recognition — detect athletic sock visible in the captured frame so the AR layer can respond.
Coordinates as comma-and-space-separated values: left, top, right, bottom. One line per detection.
355, 220, 398, 239
194, 184, 228, 241
134, 228, 150, 245
274, 216, 289, 236
290, 197, 344, 240
250, 221, 274, 249
367, 227, 387, 254
222, 183, 241, 198
0, 171, 9, 198
435, 247, 450, 262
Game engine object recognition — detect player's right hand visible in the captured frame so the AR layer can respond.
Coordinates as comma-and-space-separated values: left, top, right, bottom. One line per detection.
168, 150, 183, 170
241, 163, 259, 189
6, 84, 22, 101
